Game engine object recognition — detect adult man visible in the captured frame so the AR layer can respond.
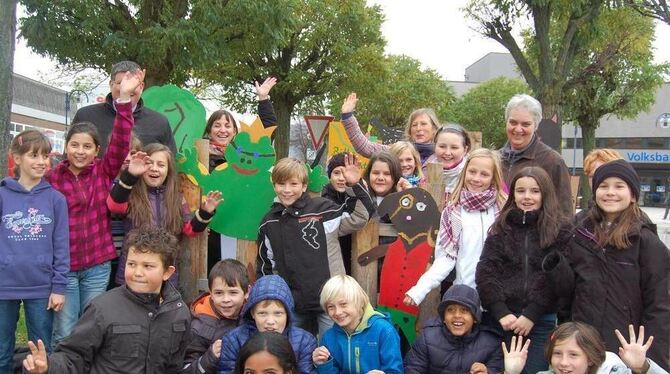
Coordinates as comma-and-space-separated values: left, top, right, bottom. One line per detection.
499, 94, 574, 218
72, 61, 176, 154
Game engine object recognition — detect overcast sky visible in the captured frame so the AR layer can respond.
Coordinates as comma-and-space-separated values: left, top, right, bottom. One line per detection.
13, 1, 670, 85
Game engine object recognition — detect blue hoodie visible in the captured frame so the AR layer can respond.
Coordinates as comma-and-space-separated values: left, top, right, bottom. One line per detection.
0, 177, 69, 299
218, 275, 317, 374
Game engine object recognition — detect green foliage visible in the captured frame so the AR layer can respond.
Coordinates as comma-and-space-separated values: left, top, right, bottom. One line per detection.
327, 54, 457, 131
450, 77, 530, 149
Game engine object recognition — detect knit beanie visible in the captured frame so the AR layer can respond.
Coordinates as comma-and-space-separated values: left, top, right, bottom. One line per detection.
327, 153, 347, 177
438, 284, 482, 323
591, 159, 640, 200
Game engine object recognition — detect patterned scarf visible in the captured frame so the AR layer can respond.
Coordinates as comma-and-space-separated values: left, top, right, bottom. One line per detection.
208, 139, 227, 156
437, 187, 498, 260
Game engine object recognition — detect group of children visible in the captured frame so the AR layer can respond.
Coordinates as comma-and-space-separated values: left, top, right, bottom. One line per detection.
0, 74, 668, 374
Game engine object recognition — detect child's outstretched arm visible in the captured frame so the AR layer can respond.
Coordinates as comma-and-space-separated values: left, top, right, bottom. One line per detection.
106, 151, 151, 214
255, 77, 278, 131
337, 153, 376, 236
182, 190, 222, 237
340, 93, 388, 158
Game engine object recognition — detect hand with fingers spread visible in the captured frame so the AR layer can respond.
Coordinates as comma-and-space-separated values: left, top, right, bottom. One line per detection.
342, 153, 362, 185
127, 151, 152, 177
616, 325, 654, 374
47, 293, 65, 312
312, 346, 331, 365
510, 315, 534, 336
255, 77, 277, 101
23, 339, 49, 373
341, 93, 358, 114
499, 314, 518, 331
119, 69, 146, 102
502, 335, 531, 374
202, 190, 223, 213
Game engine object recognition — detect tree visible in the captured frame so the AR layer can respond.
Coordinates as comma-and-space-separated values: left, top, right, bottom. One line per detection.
327, 54, 457, 134
449, 77, 530, 149
466, 0, 605, 140
0, 0, 17, 178
18, 0, 291, 87
204, 0, 386, 159
620, 0, 670, 24
561, 8, 668, 200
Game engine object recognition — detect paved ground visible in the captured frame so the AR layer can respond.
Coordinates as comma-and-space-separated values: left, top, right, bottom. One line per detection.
641, 206, 670, 247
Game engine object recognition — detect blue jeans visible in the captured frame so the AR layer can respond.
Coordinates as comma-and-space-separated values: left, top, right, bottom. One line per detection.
52, 261, 111, 346
0, 298, 53, 373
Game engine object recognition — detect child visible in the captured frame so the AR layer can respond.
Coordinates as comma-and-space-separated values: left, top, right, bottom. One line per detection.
107, 143, 222, 285
363, 151, 404, 205
234, 332, 298, 374
502, 323, 667, 374
389, 141, 425, 187
424, 124, 471, 195
182, 259, 250, 374
22, 226, 191, 373
0, 131, 69, 373
257, 156, 375, 337
405, 148, 507, 306
218, 274, 317, 374
475, 166, 573, 374
340, 92, 439, 165
312, 275, 403, 374
550, 160, 669, 370
46, 69, 141, 344
404, 284, 503, 374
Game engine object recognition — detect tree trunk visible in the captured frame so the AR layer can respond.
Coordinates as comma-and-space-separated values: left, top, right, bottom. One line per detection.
272, 98, 294, 159
0, 0, 17, 178
579, 121, 597, 204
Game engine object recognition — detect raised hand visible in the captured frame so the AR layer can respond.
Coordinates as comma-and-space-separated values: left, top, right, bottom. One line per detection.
23, 339, 48, 373
341, 93, 358, 114
615, 325, 654, 374
499, 314, 518, 331
502, 335, 531, 374
127, 151, 152, 177
47, 293, 65, 312
510, 315, 534, 336
312, 346, 331, 365
342, 153, 361, 185
202, 190, 223, 213
119, 69, 146, 101
210, 339, 222, 359
255, 77, 277, 101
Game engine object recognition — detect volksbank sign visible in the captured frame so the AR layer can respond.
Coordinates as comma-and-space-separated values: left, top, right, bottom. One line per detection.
625, 149, 670, 163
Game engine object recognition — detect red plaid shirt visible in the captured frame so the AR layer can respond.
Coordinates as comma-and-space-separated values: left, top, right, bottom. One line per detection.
47, 101, 133, 271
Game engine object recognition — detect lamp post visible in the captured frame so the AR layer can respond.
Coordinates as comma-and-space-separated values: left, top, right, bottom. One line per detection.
64, 89, 90, 132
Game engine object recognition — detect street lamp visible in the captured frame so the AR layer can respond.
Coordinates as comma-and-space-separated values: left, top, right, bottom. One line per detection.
64, 89, 90, 131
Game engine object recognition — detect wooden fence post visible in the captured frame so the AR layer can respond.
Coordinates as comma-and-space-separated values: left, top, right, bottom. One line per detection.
351, 218, 380, 306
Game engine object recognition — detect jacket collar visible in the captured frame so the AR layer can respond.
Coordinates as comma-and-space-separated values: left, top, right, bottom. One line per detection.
105, 92, 144, 114
269, 192, 310, 214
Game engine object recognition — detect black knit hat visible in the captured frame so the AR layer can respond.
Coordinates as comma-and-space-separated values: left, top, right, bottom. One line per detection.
591, 159, 640, 200
438, 284, 482, 323
327, 153, 347, 177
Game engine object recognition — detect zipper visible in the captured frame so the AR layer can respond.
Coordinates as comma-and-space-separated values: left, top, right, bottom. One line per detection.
522, 211, 529, 305
347, 335, 352, 374
355, 346, 360, 374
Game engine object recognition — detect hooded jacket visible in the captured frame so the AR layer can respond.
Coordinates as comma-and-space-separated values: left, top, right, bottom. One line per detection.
45, 282, 191, 374
0, 178, 69, 299
217, 275, 317, 374
315, 304, 403, 374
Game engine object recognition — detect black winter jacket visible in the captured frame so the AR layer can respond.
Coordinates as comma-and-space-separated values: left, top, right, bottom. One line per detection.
404, 318, 503, 374
548, 214, 670, 371
476, 208, 573, 323
46, 283, 191, 374
321, 183, 358, 275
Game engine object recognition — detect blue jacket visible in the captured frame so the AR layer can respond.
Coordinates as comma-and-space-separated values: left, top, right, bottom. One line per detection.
218, 275, 317, 374
316, 304, 403, 374
0, 177, 69, 299
404, 318, 503, 374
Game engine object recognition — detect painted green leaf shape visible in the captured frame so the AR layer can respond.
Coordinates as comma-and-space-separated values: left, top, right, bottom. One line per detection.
306, 164, 329, 193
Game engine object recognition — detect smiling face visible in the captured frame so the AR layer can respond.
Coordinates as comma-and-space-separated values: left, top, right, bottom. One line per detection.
66, 133, 99, 175
252, 301, 287, 334
124, 248, 175, 294
369, 160, 394, 197
514, 176, 542, 211
550, 336, 591, 374
443, 303, 475, 337
433, 132, 467, 169
210, 277, 248, 320
464, 156, 494, 193
397, 148, 417, 177
329, 166, 347, 193
595, 177, 634, 222
243, 350, 286, 374
273, 177, 307, 207
506, 107, 536, 150
209, 115, 237, 146
143, 151, 170, 188
14, 148, 49, 185
325, 296, 363, 334
408, 114, 436, 144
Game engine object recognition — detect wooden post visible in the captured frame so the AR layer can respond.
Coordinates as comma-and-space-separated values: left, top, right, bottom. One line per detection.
236, 239, 258, 284
178, 139, 210, 302
351, 218, 379, 306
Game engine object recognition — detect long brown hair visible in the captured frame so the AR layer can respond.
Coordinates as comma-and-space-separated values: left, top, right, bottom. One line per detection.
127, 143, 183, 235
490, 166, 565, 248
588, 196, 641, 249
545, 322, 605, 374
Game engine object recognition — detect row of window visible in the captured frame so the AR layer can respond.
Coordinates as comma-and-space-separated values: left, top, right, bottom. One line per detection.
11, 122, 65, 153
563, 137, 670, 149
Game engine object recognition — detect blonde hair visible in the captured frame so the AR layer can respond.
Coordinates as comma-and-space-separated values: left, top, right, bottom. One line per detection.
449, 148, 507, 208
272, 157, 308, 184
389, 141, 424, 180
404, 108, 440, 142
320, 275, 370, 314
583, 148, 622, 177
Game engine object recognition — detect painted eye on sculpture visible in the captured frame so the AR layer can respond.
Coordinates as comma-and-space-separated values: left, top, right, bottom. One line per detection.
400, 196, 412, 207
416, 202, 426, 212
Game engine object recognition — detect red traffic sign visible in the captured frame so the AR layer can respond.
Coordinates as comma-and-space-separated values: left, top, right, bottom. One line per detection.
304, 115, 333, 149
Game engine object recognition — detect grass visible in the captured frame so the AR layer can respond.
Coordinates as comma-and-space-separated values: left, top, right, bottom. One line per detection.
16, 306, 28, 347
